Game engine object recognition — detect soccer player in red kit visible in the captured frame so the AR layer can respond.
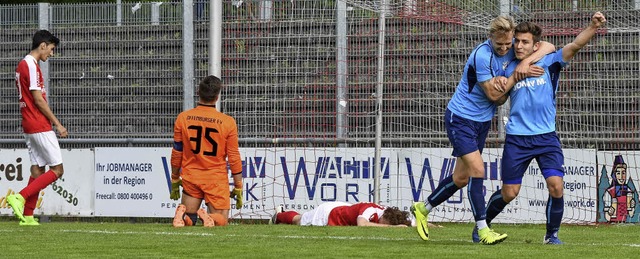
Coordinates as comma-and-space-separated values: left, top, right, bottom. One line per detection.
270, 202, 410, 227
7, 30, 65, 226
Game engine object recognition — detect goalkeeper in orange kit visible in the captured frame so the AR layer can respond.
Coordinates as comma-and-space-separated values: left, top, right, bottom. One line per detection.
169, 75, 243, 227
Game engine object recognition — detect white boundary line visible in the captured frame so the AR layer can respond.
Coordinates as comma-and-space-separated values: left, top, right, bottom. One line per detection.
57, 229, 416, 241
2, 228, 640, 247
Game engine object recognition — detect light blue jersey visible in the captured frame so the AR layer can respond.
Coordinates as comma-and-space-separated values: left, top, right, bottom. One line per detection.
505, 49, 566, 135
447, 40, 515, 122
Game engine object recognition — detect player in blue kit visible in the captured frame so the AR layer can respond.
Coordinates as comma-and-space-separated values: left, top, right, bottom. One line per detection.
411, 15, 555, 244
481, 12, 607, 244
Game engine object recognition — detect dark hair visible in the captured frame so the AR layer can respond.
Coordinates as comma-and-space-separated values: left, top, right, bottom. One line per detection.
31, 30, 60, 50
198, 75, 222, 102
382, 207, 411, 226
514, 22, 542, 43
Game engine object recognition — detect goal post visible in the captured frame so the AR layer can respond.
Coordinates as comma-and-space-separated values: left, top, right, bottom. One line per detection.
218, 0, 640, 224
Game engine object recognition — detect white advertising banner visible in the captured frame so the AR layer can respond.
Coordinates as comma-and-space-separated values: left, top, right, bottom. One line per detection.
509, 148, 597, 224
93, 147, 395, 218
0, 149, 94, 216
0, 147, 600, 222
396, 148, 597, 224
94, 147, 177, 217
237, 148, 395, 219
91, 147, 597, 223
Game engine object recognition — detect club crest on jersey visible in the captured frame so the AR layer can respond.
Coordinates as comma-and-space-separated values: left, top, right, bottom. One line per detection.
502, 61, 509, 70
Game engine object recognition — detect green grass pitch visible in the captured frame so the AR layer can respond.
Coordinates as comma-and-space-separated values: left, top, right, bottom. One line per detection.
0, 220, 638, 258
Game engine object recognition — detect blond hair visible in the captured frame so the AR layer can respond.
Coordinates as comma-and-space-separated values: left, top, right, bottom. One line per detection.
489, 15, 515, 35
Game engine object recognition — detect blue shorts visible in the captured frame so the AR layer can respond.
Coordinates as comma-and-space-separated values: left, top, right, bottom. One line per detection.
501, 132, 565, 184
444, 109, 491, 157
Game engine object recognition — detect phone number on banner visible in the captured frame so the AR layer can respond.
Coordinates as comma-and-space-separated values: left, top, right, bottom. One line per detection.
119, 193, 153, 200
95, 192, 154, 200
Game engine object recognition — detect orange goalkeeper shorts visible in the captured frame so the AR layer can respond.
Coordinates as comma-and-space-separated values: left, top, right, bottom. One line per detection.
182, 177, 231, 210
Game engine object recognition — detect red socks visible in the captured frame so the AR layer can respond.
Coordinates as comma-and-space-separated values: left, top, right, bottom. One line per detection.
276, 211, 299, 224
20, 170, 58, 200
23, 177, 38, 216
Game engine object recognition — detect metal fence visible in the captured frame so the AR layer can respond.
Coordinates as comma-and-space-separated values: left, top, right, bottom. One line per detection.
0, 0, 638, 150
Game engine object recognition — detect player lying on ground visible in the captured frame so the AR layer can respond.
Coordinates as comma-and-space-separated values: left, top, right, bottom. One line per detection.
270, 202, 411, 227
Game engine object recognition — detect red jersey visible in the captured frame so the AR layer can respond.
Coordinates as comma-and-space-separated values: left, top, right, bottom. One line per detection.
173, 105, 243, 180
327, 202, 385, 226
16, 55, 52, 133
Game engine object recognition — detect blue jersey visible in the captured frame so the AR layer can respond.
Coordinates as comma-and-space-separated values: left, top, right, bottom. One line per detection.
447, 40, 515, 122
505, 49, 566, 135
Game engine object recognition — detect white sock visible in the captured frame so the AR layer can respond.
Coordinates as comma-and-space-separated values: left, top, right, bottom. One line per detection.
476, 220, 488, 230
425, 202, 433, 213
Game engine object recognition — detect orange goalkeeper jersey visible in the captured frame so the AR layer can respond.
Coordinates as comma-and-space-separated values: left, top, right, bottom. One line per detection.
173, 104, 242, 180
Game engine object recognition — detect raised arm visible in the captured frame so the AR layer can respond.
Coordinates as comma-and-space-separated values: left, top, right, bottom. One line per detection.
562, 12, 606, 61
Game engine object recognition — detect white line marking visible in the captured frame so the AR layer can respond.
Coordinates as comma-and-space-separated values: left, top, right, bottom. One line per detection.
3, 227, 640, 247
58, 229, 416, 241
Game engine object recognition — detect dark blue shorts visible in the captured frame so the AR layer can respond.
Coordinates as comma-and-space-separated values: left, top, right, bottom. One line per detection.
444, 109, 491, 157
501, 132, 565, 184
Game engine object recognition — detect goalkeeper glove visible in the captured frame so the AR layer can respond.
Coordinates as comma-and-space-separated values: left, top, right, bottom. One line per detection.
230, 188, 243, 208
170, 179, 182, 200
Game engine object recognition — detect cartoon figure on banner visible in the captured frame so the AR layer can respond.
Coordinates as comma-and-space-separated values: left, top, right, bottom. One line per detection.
600, 155, 637, 223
